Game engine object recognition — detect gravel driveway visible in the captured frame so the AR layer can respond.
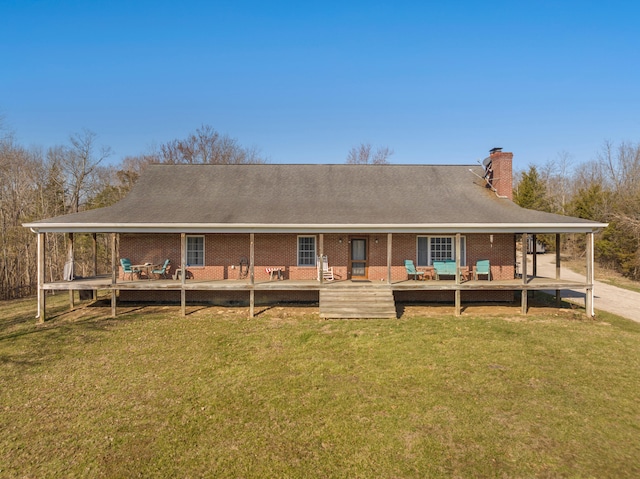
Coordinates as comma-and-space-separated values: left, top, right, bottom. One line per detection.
530, 253, 640, 323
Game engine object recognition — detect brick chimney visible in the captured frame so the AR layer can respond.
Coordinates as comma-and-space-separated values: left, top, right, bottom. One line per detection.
483, 148, 513, 200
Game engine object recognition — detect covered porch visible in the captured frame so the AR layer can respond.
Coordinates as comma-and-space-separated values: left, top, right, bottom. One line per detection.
33, 230, 598, 320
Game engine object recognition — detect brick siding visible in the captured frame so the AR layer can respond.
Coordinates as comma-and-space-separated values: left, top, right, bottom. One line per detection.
119, 233, 516, 304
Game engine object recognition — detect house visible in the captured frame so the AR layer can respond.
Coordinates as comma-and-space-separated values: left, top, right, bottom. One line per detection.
24, 149, 607, 320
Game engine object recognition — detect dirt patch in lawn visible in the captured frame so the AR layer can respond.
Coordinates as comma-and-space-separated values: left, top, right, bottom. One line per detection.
49, 296, 586, 324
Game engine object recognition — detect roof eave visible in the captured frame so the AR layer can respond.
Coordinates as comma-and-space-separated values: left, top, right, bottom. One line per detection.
24, 222, 609, 234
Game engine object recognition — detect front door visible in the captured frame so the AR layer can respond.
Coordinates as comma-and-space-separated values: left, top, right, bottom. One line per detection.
350, 237, 368, 279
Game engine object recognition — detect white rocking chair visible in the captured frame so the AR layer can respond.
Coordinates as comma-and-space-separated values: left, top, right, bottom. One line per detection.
317, 255, 334, 281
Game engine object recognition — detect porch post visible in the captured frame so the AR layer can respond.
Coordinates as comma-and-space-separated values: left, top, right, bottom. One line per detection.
249, 233, 255, 318
387, 233, 392, 284
555, 234, 561, 307
111, 233, 117, 318
532, 234, 537, 277
586, 232, 595, 317
455, 233, 461, 316
521, 233, 528, 314
181, 233, 186, 317
319, 234, 324, 284
92, 233, 98, 300
37, 232, 45, 322
68, 233, 75, 309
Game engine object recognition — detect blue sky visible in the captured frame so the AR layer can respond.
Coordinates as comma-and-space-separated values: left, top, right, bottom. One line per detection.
1, 0, 639, 171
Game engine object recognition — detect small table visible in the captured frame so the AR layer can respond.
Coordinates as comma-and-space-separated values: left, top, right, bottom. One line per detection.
132, 263, 153, 280
266, 267, 283, 280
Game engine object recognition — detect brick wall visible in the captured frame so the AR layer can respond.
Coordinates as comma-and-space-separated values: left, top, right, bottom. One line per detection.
119, 232, 516, 304
119, 232, 516, 281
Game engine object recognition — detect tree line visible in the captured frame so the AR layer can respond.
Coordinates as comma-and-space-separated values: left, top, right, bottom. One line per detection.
0, 124, 266, 300
513, 142, 640, 279
1, 122, 638, 301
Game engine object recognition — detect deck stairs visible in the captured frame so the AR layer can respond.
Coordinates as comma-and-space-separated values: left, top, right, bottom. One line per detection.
319, 285, 397, 319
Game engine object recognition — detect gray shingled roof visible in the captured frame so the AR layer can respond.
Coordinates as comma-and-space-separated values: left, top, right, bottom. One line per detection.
24, 164, 607, 233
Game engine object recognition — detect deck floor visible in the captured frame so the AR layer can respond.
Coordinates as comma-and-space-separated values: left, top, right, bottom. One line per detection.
42, 275, 589, 292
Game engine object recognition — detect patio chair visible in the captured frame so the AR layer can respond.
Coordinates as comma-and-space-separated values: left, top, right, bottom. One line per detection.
151, 259, 171, 279
120, 258, 140, 280
474, 260, 491, 281
317, 255, 334, 281
404, 260, 425, 280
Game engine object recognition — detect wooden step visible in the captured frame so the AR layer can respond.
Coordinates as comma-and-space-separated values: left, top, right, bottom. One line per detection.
320, 288, 397, 319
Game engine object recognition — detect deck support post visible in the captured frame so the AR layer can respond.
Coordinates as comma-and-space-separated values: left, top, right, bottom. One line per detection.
532, 234, 538, 277
521, 233, 528, 314
249, 233, 255, 318
555, 234, 561, 306
387, 233, 392, 284
586, 232, 595, 317
92, 233, 98, 300
68, 233, 75, 309
455, 233, 461, 316
249, 233, 254, 285
37, 232, 45, 322
181, 233, 186, 317
111, 233, 117, 318
319, 234, 324, 284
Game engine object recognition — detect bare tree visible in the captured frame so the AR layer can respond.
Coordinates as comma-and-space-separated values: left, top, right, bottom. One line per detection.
0, 140, 44, 298
598, 140, 640, 193
540, 151, 574, 214
51, 130, 113, 213
156, 125, 266, 165
346, 143, 393, 164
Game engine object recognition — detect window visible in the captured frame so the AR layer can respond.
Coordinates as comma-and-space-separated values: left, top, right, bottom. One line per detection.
297, 236, 316, 266
186, 235, 205, 267
417, 236, 466, 266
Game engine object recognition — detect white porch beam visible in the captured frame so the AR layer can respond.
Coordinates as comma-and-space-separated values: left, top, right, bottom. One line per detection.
319, 234, 324, 285
68, 233, 75, 309
387, 233, 392, 284
92, 233, 98, 300
455, 233, 461, 316
555, 234, 561, 306
37, 232, 45, 322
249, 233, 255, 318
181, 233, 186, 317
521, 233, 528, 314
111, 233, 117, 318
586, 232, 595, 317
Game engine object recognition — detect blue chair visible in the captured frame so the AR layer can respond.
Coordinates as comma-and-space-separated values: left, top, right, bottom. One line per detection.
404, 260, 425, 280
120, 258, 140, 280
474, 260, 491, 281
433, 260, 458, 280
151, 259, 171, 279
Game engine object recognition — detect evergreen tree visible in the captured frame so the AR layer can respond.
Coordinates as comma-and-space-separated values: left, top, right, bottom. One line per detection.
513, 165, 551, 212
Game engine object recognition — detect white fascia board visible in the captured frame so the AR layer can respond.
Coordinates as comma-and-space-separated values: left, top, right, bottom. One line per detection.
25, 222, 609, 234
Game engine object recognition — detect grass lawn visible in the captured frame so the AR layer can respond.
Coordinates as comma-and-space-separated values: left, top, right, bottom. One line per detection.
2, 295, 640, 478
564, 258, 640, 294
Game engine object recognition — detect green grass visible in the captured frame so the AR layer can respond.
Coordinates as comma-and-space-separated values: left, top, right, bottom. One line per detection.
563, 258, 640, 293
2, 297, 640, 478
601, 278, 640, 294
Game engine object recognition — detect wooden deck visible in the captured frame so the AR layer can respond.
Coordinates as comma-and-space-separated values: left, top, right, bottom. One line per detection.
42, 275, 590, 292
38, 275, 591, 320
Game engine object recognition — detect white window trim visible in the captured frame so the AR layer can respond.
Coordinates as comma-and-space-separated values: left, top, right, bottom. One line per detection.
186, 234, 205, 267
297, 235, 317, 267
416, 235, 466, 267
